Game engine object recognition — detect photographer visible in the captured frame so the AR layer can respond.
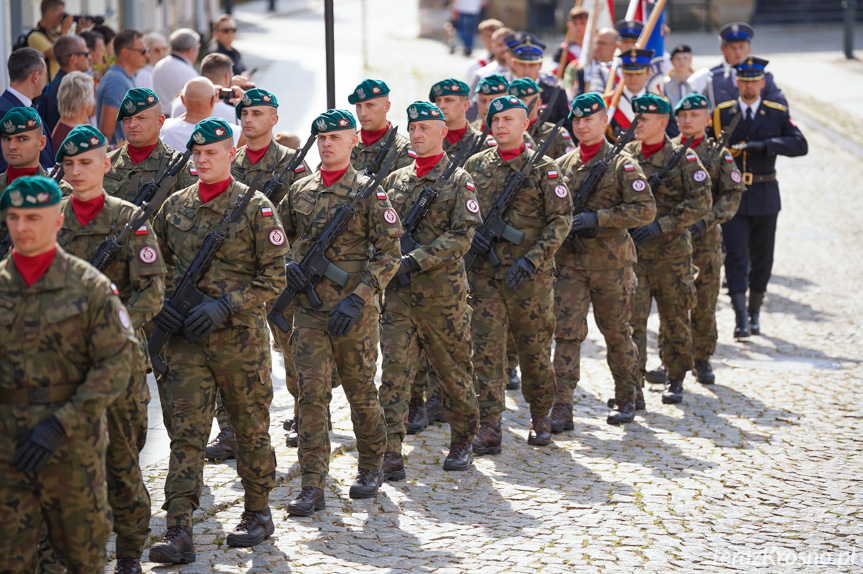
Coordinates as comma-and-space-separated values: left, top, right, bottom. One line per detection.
28, 0, 92, 81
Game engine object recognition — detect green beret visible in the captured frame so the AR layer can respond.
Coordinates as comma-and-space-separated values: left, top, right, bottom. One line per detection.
1, 107, 42, 135
570, 92, 606, 118
476, 74, 509, 96
429, 78, 470, 102
407, 101, 445, 124
632, 93, 671, 115
673, 93, 710, 116
235, 88, 278, 119
116, 87, 160, 121
348, 79, 390, 104
311, 109, 357, 136
486, 95, 529, 127
508, 78, 540, 99
56, 124, 106, 161
187, 117, 233, 150
0, 175, 62, 209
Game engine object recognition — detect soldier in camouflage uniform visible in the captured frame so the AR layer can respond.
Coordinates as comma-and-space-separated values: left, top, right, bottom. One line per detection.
277, 109, 402, 517
0, 108, 70, 196
51, 125, 166, 572
625, 94, 712, 405
379, 101, 481, 480
0, 176, 136, 573
552, 94, 655, 428
149, 118, 288, 563
103, 88, 197, 211
205, 88, 312, 459
647, 94, 745, 387
509, 78, 575, 160
432, 78, 481, 157
349, 79, 415, 176
464, 95, 573, 454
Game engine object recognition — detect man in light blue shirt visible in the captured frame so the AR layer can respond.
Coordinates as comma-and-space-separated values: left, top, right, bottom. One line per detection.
95, 29, 147, 145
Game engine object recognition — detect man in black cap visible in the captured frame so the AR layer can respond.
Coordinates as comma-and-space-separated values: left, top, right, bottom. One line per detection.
712, 57, 807, 339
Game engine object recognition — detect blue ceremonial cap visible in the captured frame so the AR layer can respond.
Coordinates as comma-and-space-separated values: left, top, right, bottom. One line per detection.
719, 22, 754, 43
615, 20, 644, 40
735, 56, 769, 80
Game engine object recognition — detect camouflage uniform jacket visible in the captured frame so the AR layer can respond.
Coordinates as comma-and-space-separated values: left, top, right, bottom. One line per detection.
624, 137, 712, 260
0, 246, 135, 461
527, 120, 576, 159
464, 145, 573, 277
58, 191, 166, 372
153, 179, 289, 330
104, 139, 197, 210
443, 123, 481, 158
351, 124, 415, 176
278, 164, 403, 311
0, 164, 72, 195
671, 135, 745, 244
232, 140, 311, 206
383, 155, 482, 298
556, 140, 656, 270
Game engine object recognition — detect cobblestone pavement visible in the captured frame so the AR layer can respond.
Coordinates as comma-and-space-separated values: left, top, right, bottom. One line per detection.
119, 2, 863, 572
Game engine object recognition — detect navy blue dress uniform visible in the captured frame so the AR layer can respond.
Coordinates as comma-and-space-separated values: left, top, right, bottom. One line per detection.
712, 57, 807, 337
704, 23, 787, 109
605, 49, 655, 141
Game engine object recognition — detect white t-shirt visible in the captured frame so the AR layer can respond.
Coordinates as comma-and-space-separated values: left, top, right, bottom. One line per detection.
160, 117, 240, 152
453, 0, 483, 14
171, 99, 238, 125
134, 65, 155, 90
153, 54, 198, 115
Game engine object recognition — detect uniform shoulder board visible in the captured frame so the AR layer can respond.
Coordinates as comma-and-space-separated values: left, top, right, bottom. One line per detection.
715, 100, 737, 110
762, 100, 788, 112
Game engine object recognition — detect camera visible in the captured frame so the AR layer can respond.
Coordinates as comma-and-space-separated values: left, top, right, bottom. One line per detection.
64, 13, 107, 25
218, 88, 234, 101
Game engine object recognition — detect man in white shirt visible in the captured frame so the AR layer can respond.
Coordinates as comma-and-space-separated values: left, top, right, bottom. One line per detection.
160, 77, 240, 151
135, 32, 169, 90
171, 53, 240, 126
153, 29, 200, 116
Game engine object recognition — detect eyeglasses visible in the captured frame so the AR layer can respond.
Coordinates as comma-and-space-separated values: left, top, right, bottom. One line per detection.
128, 46, 148, 55
218, 28, 237, 33
71, 51, 90, 57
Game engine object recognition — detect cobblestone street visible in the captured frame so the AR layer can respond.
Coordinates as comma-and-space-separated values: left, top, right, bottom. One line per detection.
125, 1, 863, 571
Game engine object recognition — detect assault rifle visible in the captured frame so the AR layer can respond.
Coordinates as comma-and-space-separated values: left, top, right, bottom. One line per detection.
529, 84, 562, 139
258, 133, 315, 201
131, 149, 193, 207
704, 110, 742, 169
646, 136, 695, 191
360, 126, 398, 177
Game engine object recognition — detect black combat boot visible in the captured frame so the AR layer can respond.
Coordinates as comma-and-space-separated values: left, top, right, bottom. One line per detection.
443, 441, 474, 471
205, 427, 237, 460
748, 291, 764, 335
645, 364, 667, 385
662, 379, 684, 404
115, 557, 143, 573
606, 400, 636, 425
472, 422, 502, 455
506, 367, 521, 390
425, 393, 446, 423
549, 403, 574, 433
287, 486, 325, 517
731, 292, 750, 339
226, 507, 275, 547
149, 526, 195, 564
527, 415, 552, 446
349, 468, 383, 499
285, 419, 299, 448
635, 386, 646, 410
694, 359, 715, 384
405, 398, 428, 434
382, 451, 406, 481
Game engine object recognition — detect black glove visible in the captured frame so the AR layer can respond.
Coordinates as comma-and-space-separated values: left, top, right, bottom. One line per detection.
184, 297, 232, 340
13, 416, 65, 473
631, 222, 663, 245
688, 220, 707, 240
327, 294, 365, 337
285, 261, 309, 292
395, 255, 420, 277
732, 140, 765, 152
505, 257, 536, 291
571, 211, 599, 233
468, 230, 491, 257
153, 303, 184, 333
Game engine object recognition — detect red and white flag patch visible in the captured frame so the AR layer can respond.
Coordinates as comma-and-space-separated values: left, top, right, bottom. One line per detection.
466, 181, 475, 191
724, 154, 734, 162
295, 165, 306, 173
547, 170, 559, 179
134, 225, 148, 235
624, 164, 635, 172
686, 153, 698, 161
189, 166, 198, 176
110, 282, 120, 296
262, 207, 273, 217
407, 149, 418, 158
376, 191, 387, 200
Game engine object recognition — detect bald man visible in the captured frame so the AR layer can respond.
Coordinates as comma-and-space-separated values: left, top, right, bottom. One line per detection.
159, 77, 241, 152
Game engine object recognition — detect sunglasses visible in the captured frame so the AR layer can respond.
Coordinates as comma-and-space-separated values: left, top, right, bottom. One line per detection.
218, 28, 237, 33
71, 51, 90, 57
126, 46, 148, 55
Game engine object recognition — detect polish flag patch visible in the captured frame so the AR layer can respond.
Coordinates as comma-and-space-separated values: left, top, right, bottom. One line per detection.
624, 164, 635, 172
134, 225, 148, 235
295, 165, 306, 173
189, 166, 198, 176
686, 153, 698, 161
724, 154, 734, 163
466, 181, 475, 191
262, 207, 273, 217
110, 282, 120, 295
376, 191, 387, 200
407, 149, 418, 158
561, 131, 571, 139
547, 170, 559, 179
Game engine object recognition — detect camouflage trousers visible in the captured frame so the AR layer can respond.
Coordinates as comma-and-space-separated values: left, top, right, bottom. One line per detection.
379, 288, 479, 452
632, 256, 697, 381
553, 264, 640, 404
293, 304, 386, 489
161, 326, 276, 527
469, 269, 557, 423
0, 450, 112, 573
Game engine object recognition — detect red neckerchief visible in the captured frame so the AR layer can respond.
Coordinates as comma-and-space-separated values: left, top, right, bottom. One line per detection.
321, 167, 348, 188
12, 247, 56, 287
416, 152, 444, 179
445, 123, 467, 145
641, 140, 665, 159
579, 140, 603, 163
6, 166, 38, 183
71, 193, 105, 227
198, 177, 232, 203
360, 123, 389, 147
127, 143, 158, 165
499, 143, 526, 162
246, 141, 270, 166
682, 135, 704, 149
528, 118, 539, 129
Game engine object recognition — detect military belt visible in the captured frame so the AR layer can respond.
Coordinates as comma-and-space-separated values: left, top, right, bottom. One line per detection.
742, 171, 776, 185
593, 228, 627, 239
0, 384, 78, 405
331, 260, 369, 273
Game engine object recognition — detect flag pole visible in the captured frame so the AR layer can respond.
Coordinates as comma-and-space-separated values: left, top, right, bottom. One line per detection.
606, 0, 667, 125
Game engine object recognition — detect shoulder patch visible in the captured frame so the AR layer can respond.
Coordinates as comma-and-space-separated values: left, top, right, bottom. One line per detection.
110, 282, 119, 295
376, 190, 387, 200
118, 307, 131, 330
295, 165, 306, 173
189, 165, 198, 176
261, 206, 273, 217
547, 170, 559, 179
716, 100, 737, 110
407, 149, 418, 158
686, 153, 698, 161
383, 208, 398, 225
139, 246, 158, 263
561, 131, 571, 139
624, 163, 635, 172
134, 225, 148, 235
269, 229, 286, 246
763, 100, 788, 112
466, 198, 480, 213
693, 170, 708, 182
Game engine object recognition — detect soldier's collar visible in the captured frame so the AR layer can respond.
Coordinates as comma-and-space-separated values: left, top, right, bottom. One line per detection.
19, 246, 68, 292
